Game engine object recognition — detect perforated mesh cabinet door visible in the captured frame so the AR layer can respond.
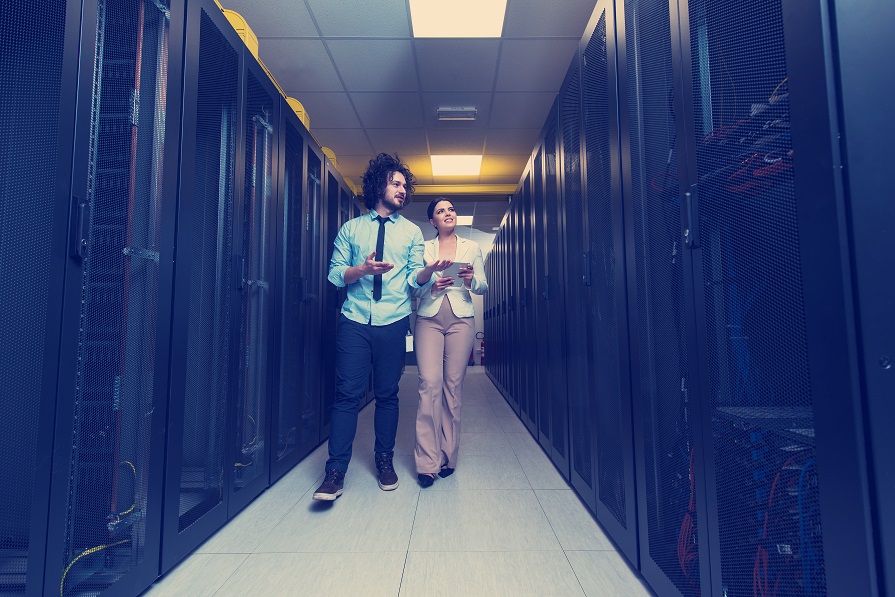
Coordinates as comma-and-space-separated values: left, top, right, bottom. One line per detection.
686, 0, 827, 594
176, 8, 239, 535
232, 67, 276, 501
622, 0, 702, 592
53, 1, 174, 594
305, 150, 324, 434
0, 0, 72, 593
273, 119, 309, 473
560, 60, 595, 508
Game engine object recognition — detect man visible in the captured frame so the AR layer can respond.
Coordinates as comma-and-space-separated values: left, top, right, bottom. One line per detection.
313, 153, 449, 500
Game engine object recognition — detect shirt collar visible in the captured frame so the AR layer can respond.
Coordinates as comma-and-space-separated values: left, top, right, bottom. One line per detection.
369, 211, 398, 223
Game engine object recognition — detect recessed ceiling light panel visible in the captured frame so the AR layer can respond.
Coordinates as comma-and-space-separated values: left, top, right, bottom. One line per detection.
410, 0, 507, 38
456, 216, 474, 225
431, 155, 483, 176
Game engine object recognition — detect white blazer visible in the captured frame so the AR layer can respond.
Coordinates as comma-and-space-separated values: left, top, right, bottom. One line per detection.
416, 236, 488, 318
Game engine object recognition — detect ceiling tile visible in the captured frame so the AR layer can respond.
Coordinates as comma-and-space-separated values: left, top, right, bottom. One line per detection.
306, 0, 411, 37
489, 92, 557, 128
415, 39, 500, 92
426, 129, 487, 154
332, 154, 377, 182
311, 129, 373, 159
281, 92, 360, 129
495, 39, 580, 91
473, 201, 513, 215
220, 0, 319, 38
484, 128, 541, 154
351, 93, 424, 128
367, 128, 429, 155
261, 39, 343, 92
401, 154, 434, 178
326, 40, 418, 91
503, 0, 599, 37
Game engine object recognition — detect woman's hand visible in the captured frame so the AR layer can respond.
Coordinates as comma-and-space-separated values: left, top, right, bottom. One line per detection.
431, 275, 455, 293
424, 259, 453, 274
457, 264, 474, 288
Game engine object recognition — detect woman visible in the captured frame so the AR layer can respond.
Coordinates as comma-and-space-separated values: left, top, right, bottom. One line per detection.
413, 198, 488, 487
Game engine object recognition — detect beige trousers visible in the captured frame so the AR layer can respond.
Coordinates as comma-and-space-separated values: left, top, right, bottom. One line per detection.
414, 296, 475, 474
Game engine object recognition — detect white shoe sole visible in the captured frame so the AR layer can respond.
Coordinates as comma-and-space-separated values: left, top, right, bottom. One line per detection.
378, 480, 399, 491
312, 489, 343, 500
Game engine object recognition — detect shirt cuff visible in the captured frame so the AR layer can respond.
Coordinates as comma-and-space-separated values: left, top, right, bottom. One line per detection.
328, 265, 349, 287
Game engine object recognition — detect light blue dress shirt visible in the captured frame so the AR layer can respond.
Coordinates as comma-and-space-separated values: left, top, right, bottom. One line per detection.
328, 211, 426, 326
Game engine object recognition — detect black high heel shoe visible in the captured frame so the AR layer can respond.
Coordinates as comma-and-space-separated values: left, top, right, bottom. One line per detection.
417, 473, 436, 488
438, 453, 454, 478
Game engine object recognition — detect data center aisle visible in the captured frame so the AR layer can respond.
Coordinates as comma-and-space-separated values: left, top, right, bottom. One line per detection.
143, 367, 653, 596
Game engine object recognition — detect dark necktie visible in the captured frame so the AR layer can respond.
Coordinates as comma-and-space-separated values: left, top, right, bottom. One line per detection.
373, 216, 388, 301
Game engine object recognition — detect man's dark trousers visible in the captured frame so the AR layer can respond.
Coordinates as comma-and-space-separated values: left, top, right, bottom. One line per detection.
326, 314, 409, 472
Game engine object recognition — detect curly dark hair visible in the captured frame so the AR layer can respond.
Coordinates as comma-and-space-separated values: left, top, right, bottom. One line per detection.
361, 153, 415, 210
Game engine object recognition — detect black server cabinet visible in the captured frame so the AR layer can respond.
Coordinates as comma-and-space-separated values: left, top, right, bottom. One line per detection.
830, 3, 895, 594
617, 0, 706, 592
320, 169, 341, 432
532, 141, 553, 458
0, 1, 83, 593
271, 104, 316, 481
579, 0, 639, 562
672, 0, 879, 593
559, 56, 597, 511
519, 171, 538, 434
45, 0, 184, 594
305, 148, 326, 439
505, 199, 521, 414
228, 55, 279, 517
161, 1, 243, 570
542, 103, 571, 476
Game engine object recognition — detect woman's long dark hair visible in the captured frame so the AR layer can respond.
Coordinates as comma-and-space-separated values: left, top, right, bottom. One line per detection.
361, 153, 416, 209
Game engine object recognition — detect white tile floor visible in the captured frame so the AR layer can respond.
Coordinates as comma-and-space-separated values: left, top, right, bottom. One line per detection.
143, 367, 654, 597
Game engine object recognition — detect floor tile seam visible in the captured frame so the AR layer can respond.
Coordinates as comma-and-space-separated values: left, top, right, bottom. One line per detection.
208, 553, 251, 597
398, 490, 423, 597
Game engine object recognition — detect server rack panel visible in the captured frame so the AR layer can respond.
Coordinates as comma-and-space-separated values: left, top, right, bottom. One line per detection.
320, 170, 341, 437
519, 170, 538, 435
0, 0, 82, 593
47, 1, 184, 594
831, 3, 895, 592
533, 142, 552, 454
579, 0, 639, 563
161, 1, 243, 570
672, 0, 877, 593
542, 102, 571, 477
228, 54, 279, 517
270, 103, 316, 482
506, 199, 521, 415
558, 55, 597, 513
616, 0, 706, 592
304, 147, 325, 440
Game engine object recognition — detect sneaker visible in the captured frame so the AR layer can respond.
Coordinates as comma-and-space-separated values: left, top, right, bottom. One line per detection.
375, 451, 399, 491
312, 469, 345, 501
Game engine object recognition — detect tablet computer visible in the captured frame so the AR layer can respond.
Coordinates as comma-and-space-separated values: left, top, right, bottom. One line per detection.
441, 262, 469, 286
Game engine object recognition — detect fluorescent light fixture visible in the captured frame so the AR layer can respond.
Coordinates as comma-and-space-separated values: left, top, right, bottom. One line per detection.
492, 227, 500, 231
409, 0, 507, 38
431, 155, 482, 176
456, 216, 474, 226
436, 106, 477, 121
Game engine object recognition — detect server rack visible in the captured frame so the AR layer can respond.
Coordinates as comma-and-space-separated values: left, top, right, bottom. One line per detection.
541, 102, 571, 476
518, 171, 538, 434
558, 52, 597, 513
617, 0, 707, 593
579, 0, 639, 563
228, 52, 279, 517
0, 1, 87, 593
44, 0, 185, 594
270, 99, 316, 481
161, 0, 244, 569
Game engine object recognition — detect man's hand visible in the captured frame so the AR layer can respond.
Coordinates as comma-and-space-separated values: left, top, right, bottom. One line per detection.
362, 251, 394, 275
